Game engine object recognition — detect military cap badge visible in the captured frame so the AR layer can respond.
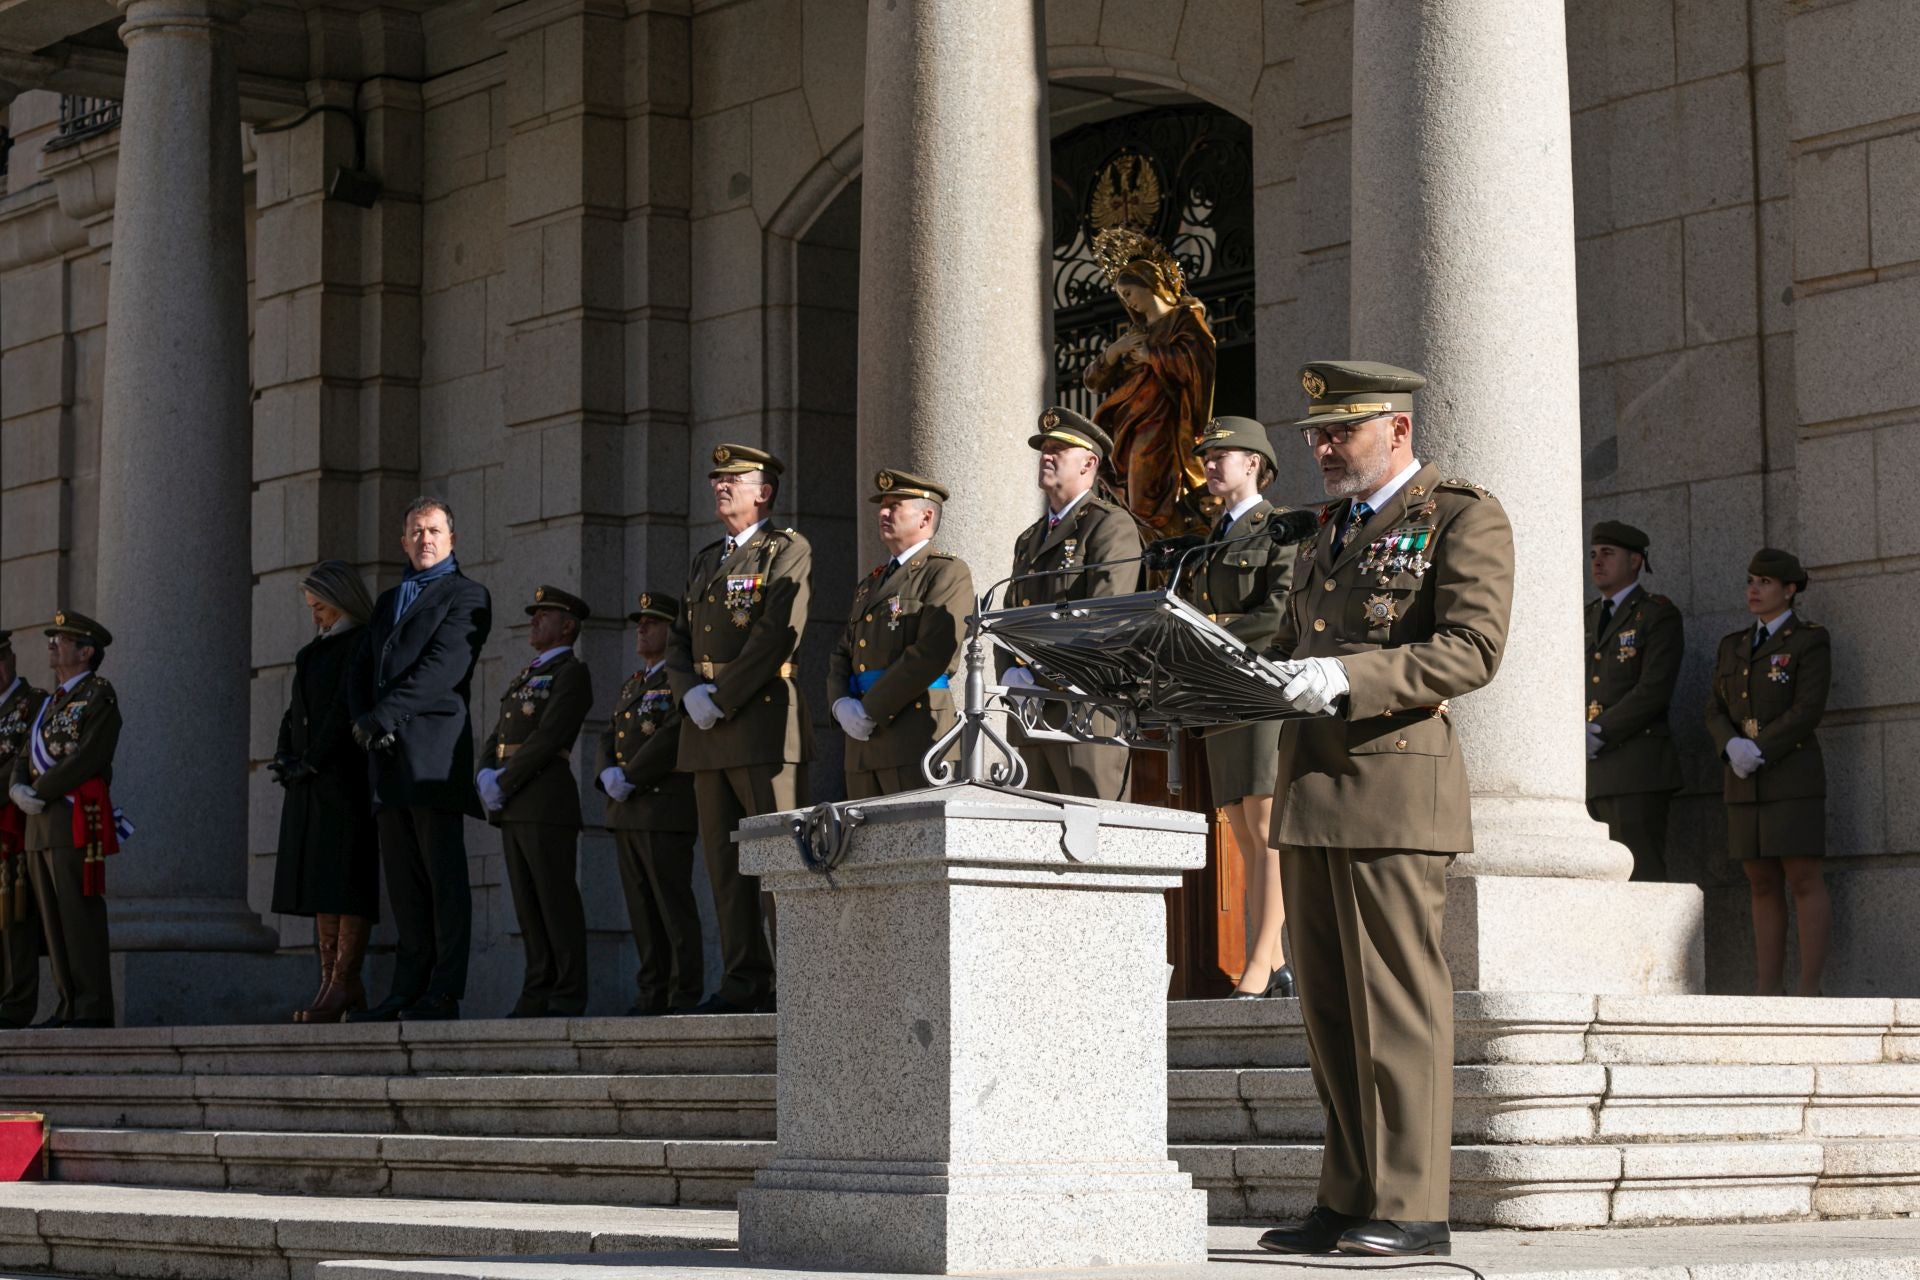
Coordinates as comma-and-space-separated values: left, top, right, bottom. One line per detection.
713, 445, 732, 465
1302, 369, 1326, 398
1041, 408, 1060, 429
876, 471, 895, 491
535, 587, 547, 602
53, 611, 66, 626
639, 593, 652, 609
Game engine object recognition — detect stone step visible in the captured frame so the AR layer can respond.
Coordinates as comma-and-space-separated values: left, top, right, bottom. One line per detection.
47, 1129, 768, 1208
17, 1058, 1920, 1147
0, 1183, 735, 1280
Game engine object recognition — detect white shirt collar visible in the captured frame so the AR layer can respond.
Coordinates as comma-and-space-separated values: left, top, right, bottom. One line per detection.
1226, 494, 1265, 524
531, 645, 573, 668
643, 657, 667, 678
58, 671, 90, 694
724, 519, 767, 551
1048, 489, 1090, 524
889, 538, 932, 567
1606, 582, 1640, 609
1759, 609, 1793, 637
1360, 459, 1423, 513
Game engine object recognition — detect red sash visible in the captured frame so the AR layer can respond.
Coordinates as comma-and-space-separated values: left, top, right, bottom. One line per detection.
0, 806, 22, 923
68, 778, 118, 897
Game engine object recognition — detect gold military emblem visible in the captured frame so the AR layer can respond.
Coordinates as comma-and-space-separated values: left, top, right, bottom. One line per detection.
1364, 592, 1399, 625
53, 611, 66, 627
1302, 369, 1327, 398
535, 587, 547, 602
1041, 408, 1060, 430
876, 471, 895, 491
713, 445, 732, 465
1088, 150, 1163, 233
638, 592, 652, 609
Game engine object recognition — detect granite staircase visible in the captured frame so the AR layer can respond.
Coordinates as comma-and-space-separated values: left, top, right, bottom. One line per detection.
1, 995, 1919, 1278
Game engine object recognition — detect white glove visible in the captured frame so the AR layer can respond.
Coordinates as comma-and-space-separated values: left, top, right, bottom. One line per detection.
598, 766, 636, 803
8, 784, 44, 817
475, 767, 506, 812
832, 696, 877, 742
1000, 665, 1037, 690
683, 683, 722, 731
1585, 721, 1605, 759
1280, 657, 1349, 716
1726, 737, 1765, 779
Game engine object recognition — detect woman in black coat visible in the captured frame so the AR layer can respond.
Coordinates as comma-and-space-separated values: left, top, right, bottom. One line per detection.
270, 561, 379, 1022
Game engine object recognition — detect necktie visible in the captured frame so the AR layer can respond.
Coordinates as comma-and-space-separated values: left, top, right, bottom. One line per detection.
1338, 501, 1373, 551
1751, 623, 1767, 654
723, 536, 736, 559
1598, 599, 1614, 634
1047, 511, 1062, 529
878, 557, 900, 586
1218, 513, 1234, 539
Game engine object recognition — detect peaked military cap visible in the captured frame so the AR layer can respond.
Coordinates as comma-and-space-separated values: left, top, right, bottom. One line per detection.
1196, 416, 1277, 470
627, 591, 680, 624
46, 609, 111, 648
1748, 547, 1809, 589
1591, 520, 1653, 569
709, 442, 785, 478
1292, 360, 1426, 428
525, 585, 590, 620
1028, 405, 1114, 460
869, 468, 949, 504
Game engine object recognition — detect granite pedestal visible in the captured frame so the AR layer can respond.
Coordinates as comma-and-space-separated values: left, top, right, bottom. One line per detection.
734, 785, 1209, 1273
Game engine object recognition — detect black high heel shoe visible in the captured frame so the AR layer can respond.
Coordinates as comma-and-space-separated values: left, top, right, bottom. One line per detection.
1230, 964, 1281, 1000
1268, 962, 1296, 998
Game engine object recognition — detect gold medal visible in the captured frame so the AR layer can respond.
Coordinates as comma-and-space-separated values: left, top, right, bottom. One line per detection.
731, 608, 752, 628
1364, 592, 1398, 625
521, 701, 536, 716
640, 720, 656, 736
1586, 701, 1603, 722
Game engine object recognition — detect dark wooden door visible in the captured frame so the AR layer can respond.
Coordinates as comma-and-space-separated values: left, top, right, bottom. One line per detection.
1131, 738, 1245, 999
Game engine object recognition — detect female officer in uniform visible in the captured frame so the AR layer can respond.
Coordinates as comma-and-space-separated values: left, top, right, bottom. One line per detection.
1177, 417, 1296, 998
1705, 548, 1831, 996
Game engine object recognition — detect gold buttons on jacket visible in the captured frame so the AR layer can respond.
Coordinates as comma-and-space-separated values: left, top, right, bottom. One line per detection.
1394, 739, 1408, 751
1313, 619, 1327, 632
864, 614, 873, 623
703, 624, 712, 632
1324, 580, 1337, 592
1592, 675, 1601, 684
858, 639, 867, 648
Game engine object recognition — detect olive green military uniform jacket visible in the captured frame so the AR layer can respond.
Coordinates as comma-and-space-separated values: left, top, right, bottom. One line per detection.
9, 674, 122, 851
0, 680, 47, 794
1269, 464, 1515, 853
1586, 585, 1685, 798
828, 548, 975, 773
667, 524, 814, 771
1179, 500, 1295, 723
1704, 615, 1829, 804
480, 650, 593, 829
597, 663, 697, 833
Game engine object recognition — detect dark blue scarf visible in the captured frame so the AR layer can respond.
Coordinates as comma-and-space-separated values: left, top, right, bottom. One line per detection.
392, 554, 459, 622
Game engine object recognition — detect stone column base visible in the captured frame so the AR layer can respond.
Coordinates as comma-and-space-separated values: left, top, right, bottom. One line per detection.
1445, 875, 1704, 995
739, 1165, 1206, 1273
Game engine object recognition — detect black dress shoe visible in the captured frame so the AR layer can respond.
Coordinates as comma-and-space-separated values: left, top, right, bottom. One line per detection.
399, 994, 460, 1021
345, 995, 415, 1024
685, 993, 761, 1015
1256, 1206, 1366, 1254
626, 1001, 669, 1017
29, 1017, 67, 1030
1229, 965, 1280, 1000
1269, 963, 1296, 998
1337, 1220, 1451, 1257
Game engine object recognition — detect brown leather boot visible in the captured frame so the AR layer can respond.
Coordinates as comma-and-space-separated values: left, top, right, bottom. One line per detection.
295, 915, 340, 1023
309, 915, 370, 1022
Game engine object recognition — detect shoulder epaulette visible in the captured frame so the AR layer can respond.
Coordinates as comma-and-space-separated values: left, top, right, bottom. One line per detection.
1803, 621, 1824, 629
926, 548, 955, 560
1652, 595, 1671, 605
90, 678, 117, 701
1438, 477, 1492, 498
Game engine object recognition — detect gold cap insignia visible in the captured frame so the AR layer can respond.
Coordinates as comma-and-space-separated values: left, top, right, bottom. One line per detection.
712, 445, 732, 465
876, 471, 895, 491
1203, 428, 1232, 442
53, 611, 66, 626
1301, 369, 1326, 398
639, 593, 652, 609
1041, 408, 1060, 429
535, 587, 547, 602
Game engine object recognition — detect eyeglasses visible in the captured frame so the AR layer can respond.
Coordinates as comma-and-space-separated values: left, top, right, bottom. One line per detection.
1298, 414, 1386, 448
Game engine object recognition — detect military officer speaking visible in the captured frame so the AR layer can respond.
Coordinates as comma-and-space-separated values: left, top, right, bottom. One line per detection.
0, 633, 47, 1028
1003, 407, 1143, 800
667, 443, 812, 1015
597, 592, 704, 1015
477, 587, 595, 1018
1258, 362, 1515, 1260
828, 470, 976, 799
1584, 521, 1684, 882
7, 611, 124, 1029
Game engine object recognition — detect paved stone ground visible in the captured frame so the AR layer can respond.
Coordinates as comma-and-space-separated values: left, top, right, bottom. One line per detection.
313, 1220, 1920, 1280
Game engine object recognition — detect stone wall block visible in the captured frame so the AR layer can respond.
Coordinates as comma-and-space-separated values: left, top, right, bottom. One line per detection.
1679, 72, 1753, 215
626, 312, 691, 417
691, 0, 800, 116
1097, 0, 1186, 56
255, 198, 323, 300
689, 208, 765, 323
505, 121, 582, 225
250, 479, 288, 573
1791, 144, 1869, 281
253, 131, 292, 209
358, 380, 423, 473
364, 199, 424, 292
1295, 128, 1350, 252
690, 106, 751, 221
315, 383, 366, 473
250, 571, 318, 671
1047, 0, 1101, 46
420, 370, 506, 477
1292, 252, 1349, 374
0, 479, 66, 559
1613, 339, 1761, 490
1820, 723, 1886, 857
1794, 274, 1920, 424
503, 27, 547, 128
423, 88, 493, 197
0, 335, 71, 418
1763, 465, 1796, 552
252, 292, 291, 388
1252, 180, 1297, 307
793, 0, 861, 154
1886, 718, 1920, 854
628, 112, 692, 215
1757, 198, 1792, 336
1606, 0, 1677, 99
0, 260, 65, 350
1172, 0, 1263, 111
1578, 364, 1617, 480
621, 418, 690, 517
538, 420, 585, 515
361, 289, 424, 385
689, 311, 765, 424
0, 551, 60, 629
1608, 89, 1679, 230
1868, 130, 1920, 268
1748, 0, 1783, 66
0, 407, 65, 487
750, 90, 823, 229
1564, 0, 1608, 113
1571, 106, 1612, 241
1685, 472, 1764, 618
625, 209, 691, 313
423, 180, 505, 293
1791, 428, 1874, 568
1608, 222, 1685, 360
1251, 62, 1297, 188
1574, 233, 1614, 369
504, 224, 545, 326
1874, 425, 1920, 560
1293, 0, 1351, 128
627, 7, 691, 113
366, 98, 427, 203
67, 255, 108, 334
1784, 0, 1920, 142
1762, 329, 1795, 466
422, 277, 491, 385
1753, 62, 1787, 203
505, 317, 624, 425
1676, 0, 1749, 82
1683, 205, 1759, 343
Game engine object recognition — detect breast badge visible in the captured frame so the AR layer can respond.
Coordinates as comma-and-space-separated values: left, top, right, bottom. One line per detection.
1615, 628, 1638, 661
1364, 592, 1399, 625
1767, 654, 1792, 683
725, 574, 764, 628
888, 599, 903, 631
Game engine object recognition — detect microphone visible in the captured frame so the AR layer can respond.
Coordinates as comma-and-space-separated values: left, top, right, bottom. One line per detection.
1142, 533, 1207, 572
1266, 507, 1322, 545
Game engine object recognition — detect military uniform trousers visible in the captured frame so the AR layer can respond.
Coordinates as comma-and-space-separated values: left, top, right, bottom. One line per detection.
26, 843, 113, 1025
1, 878, 42, 1025
1019, 739, 1128, 803
614, 828, 703, 1010
377, 806, 472, 1004
1587, 792, 1673, 882
502, 822, 588, 1015
1280, 844, 1453, 1222
692, 763, 805, 1006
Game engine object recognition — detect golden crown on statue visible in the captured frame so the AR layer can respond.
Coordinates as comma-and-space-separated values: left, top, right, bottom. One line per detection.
1092, 227, 1185, 295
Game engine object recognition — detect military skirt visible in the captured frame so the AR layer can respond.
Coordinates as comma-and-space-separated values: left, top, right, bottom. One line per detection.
1726, 798, 1826, 860
1203, 719, 1282, 805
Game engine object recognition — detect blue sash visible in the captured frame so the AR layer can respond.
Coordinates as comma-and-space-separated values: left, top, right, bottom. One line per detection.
852, 670, 950, 695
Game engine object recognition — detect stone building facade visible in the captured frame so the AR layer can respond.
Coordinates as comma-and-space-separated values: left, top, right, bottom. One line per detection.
0, 0, 1912, 1014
